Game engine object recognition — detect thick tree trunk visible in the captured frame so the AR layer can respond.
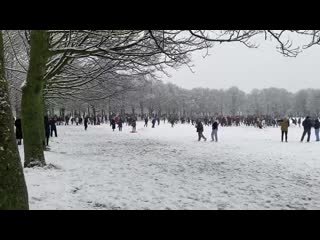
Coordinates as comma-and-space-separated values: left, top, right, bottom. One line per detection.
21, 30, 48, 168
0, 31, 29, 209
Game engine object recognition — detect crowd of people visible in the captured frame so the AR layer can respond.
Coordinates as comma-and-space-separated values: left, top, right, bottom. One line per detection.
104, 113, 320, 143
13, 112, 320, 146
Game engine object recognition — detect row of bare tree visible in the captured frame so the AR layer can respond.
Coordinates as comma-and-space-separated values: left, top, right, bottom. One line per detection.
48, 83, 320, 120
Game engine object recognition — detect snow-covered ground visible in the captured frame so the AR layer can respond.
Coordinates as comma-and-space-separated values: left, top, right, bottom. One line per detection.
19, 121, 320, 209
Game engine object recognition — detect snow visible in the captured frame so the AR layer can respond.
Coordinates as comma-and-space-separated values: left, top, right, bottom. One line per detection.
20, 80, 26, 89
19, 122, 320, 210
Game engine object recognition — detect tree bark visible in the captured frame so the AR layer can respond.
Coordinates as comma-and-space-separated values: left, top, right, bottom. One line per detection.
21, 30, 49, 168
0, 31, 29, 209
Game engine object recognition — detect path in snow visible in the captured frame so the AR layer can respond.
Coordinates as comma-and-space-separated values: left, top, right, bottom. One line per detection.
20, 122, 320, 209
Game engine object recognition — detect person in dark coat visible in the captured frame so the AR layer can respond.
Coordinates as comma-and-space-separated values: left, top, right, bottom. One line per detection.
111, 118, 116, 131
211, 119, 219, 142
131, 118, 137, 132
84, 116, 88, 131
314, 118, 320, 142
170, 118, 175, 127
49, 118, 58, 137
118, 118, 123, 131
152, 118, 156, 128
196, 120, 207, 141
301, 116, 312, 142
44, 116, 50, 146
14, 118, 23, 145
144, 117, 148, 127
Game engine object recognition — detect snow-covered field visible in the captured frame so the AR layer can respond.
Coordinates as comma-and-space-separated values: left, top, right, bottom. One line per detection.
19, 121, 320, 210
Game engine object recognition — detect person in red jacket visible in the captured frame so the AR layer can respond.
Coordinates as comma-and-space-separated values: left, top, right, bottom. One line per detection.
115, 115, 120, 125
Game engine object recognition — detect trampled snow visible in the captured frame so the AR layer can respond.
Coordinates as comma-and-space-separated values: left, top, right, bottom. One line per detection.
19, 122, 320, 209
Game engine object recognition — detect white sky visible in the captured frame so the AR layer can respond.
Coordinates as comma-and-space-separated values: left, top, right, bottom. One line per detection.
161, 37, 320, 93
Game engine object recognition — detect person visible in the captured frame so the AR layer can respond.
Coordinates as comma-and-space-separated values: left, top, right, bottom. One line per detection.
110, 118, 116, 131
44, 116, 50, 146
115, 115, 120, 125
298, 117, 301, 127
131, 118, 137, 132
84, 116, 88, 131
279, 117, 289, 142
49, 117, 58, 137
272, 118, 277, 128
314, 118, 320, 142
157, 116, 160, 125
211, 119, 219, 142
152, 118, 156, 128
14, 118, 23, 145
292, 118, 297, 126
170, 118, 175, 127
144, 116, 148, 127
118, 118, 123, 131
65, 115, 70, 125
301, 116, 312, 142
196, 120, 207, 141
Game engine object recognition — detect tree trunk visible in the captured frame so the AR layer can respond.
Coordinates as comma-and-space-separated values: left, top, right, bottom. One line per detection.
139, 102, 144, 117
92, 105, 96, 125
21, 30, 48, 168
0, 31, 29, 209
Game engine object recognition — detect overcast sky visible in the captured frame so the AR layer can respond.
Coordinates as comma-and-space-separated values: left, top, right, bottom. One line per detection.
161, 38, 320, 93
